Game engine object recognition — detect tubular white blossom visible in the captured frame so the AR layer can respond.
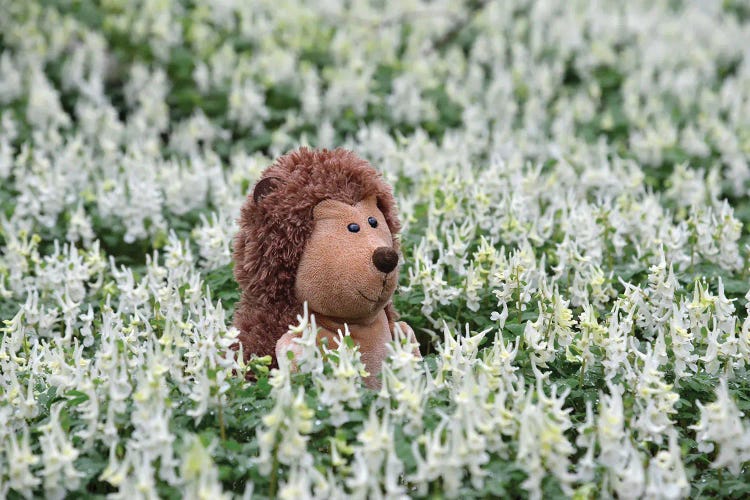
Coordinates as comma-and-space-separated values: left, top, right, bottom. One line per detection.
691, 378, 750, 475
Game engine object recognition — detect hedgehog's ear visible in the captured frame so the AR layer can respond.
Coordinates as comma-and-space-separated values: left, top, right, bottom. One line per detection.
253, 176, 281, 203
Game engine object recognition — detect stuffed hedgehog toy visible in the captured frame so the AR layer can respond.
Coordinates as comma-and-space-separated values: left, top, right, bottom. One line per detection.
233, 147, 419, 387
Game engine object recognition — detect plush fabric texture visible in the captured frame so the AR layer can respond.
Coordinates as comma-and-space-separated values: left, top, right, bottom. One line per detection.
295, 196, 397, 322
233, 147, 402, 371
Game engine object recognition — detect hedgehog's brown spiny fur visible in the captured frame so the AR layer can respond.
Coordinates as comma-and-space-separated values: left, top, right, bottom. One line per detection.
232, 147, 401, 368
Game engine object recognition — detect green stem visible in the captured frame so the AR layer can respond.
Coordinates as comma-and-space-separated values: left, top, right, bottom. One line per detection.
689, 233, 696, 276
217, 397, 226, 442
579, 358, 586, 387
516, 270, 522, 324
269, 438, 280, 499
542, 307, 553, 340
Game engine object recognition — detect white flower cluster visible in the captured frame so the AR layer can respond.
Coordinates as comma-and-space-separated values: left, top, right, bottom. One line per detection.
691, 378, 750, 476
1, 0, 750, 497
1, 227, 240, 498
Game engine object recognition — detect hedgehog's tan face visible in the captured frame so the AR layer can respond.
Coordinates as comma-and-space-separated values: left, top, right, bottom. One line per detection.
295, 196, 399, 323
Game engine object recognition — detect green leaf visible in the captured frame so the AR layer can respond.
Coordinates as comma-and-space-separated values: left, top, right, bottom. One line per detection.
65, 390, 90, 407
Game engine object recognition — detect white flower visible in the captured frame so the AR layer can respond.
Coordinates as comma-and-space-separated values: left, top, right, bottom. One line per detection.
691, 378, 750, 475
669, 301, 698, 379
523, 305, 556, 368
256, 344, 315, 476
573, 401, 596, 483
180, 436, 231, 500
38, 403, 82, 499
378, 324, 429, 434
631, 343, 678, 444
598, 302, 634, 381
644, 431, 689, 500
597, 382, 645, 499
516, 375, 575, 500
5, 426, 41, 494
0, 52, 23, 104
409, 417, 472, 498
278, 302, 325, 375
65, 203, 95, 246
192, 211, 234, 271
431, 324, 489, 389
228, 77, 269, 132
569, 302, 603, 368
643, 246, 679, 332
386, 74, 436, 125
316, 327, 367, 426
346, 408, 407, 498
480, 331, 520, 391
26, 69, 70, 131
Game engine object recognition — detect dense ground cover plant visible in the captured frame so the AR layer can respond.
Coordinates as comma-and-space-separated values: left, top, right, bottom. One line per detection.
1, 0, 750, 497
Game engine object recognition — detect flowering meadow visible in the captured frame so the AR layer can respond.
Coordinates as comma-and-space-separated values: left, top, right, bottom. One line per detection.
2, 0, 750, 498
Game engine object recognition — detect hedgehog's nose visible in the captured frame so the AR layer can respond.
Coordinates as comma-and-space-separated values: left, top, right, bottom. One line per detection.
372, 247, 398, 274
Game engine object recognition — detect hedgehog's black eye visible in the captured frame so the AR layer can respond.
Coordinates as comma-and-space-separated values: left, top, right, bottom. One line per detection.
368, 216, 378, 228
347, 223, 360, 233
